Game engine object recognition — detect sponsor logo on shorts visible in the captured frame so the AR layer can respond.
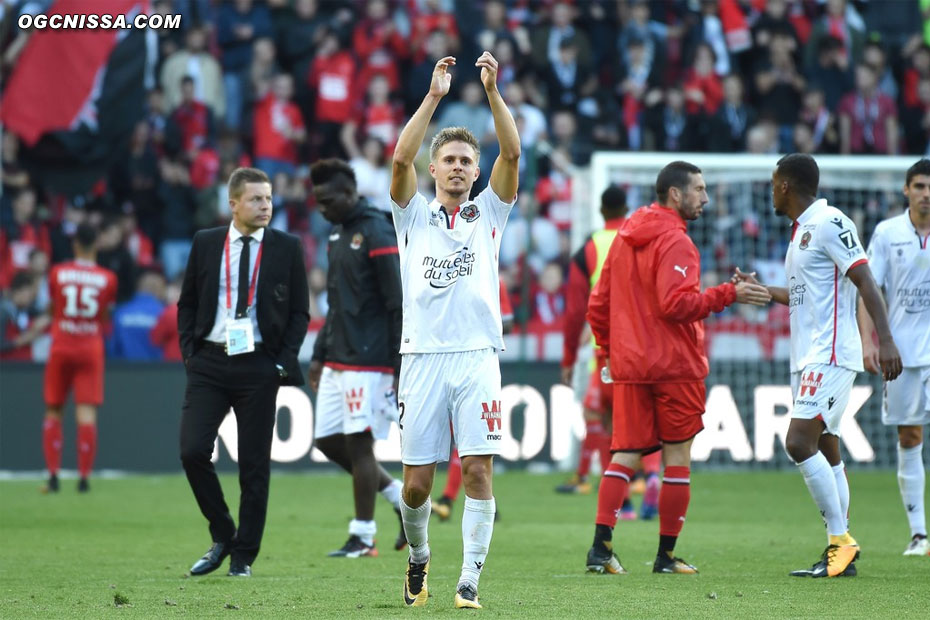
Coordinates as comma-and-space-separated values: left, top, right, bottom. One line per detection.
799, 371, 823, 397
795, 399, 818, 407
828, 396, 836, 409
345, 387, 365, 413
481, 400, 502, 432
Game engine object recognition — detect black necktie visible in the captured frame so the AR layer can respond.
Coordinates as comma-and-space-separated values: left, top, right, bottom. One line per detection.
235, 236, 251, 318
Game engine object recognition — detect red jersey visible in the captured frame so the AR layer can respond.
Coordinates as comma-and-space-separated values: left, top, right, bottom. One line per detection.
253, 95, 305, 163
48, 260, 117, 348
309, 51, 356, 123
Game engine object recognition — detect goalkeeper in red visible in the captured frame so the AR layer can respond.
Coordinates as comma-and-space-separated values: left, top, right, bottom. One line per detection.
585, 161, 771, 574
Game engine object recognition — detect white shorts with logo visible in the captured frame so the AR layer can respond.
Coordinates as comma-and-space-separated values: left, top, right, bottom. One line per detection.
791, 363, 856, 436
882, 366, 930, 426
314, 366, 398, 440
398, 348, 502, 465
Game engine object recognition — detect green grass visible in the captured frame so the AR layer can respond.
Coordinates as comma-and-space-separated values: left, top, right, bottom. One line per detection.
1, 470, 927, 618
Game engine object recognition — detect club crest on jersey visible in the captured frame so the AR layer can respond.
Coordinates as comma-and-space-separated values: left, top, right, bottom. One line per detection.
799, 231, 812, 250
460, 204, 480, 222
350, 233, 364, 250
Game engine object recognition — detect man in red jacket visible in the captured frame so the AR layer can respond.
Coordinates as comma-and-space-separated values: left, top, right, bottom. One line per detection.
584, 160, 771, 575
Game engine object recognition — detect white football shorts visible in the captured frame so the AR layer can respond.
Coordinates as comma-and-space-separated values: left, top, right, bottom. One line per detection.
791, 363, 856, 436
314, 366, 398, 440
397, 348, 502, 465
882, 366, 930, 427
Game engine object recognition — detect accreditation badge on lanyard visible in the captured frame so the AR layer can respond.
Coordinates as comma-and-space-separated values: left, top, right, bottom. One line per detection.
224, 234, 263, 356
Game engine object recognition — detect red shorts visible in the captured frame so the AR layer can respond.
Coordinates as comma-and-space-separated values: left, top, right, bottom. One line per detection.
44, 342, 105, 406
582, 359, 613, 414
610, 381, 706, 453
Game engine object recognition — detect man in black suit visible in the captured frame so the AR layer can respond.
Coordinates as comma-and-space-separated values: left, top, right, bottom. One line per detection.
178, 167, 309, 577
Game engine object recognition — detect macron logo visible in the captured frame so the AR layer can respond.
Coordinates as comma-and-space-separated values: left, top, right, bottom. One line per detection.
674, 265, 688, 278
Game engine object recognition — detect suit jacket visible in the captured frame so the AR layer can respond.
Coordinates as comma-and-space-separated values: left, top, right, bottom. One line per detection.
178, 226, 309, 385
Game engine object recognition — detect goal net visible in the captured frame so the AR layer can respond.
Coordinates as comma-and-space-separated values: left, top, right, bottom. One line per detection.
574, 153, 917, 469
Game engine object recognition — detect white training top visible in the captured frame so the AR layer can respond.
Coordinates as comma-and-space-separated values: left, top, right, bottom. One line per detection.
866, 210, 930, 367
785, 199, 868, 373
391, 187, 514, 354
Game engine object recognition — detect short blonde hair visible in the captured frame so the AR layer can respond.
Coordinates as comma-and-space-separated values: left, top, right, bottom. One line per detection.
228, 167, 271, 200
429, 126, 480, 162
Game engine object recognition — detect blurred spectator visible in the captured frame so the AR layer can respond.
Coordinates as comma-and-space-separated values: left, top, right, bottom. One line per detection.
96, 216, 137, 304
156, 160, 196, 280
308, 265, 328, 322
0, 272, 47, 361
254, 73, 306, 179
838, 63, 898, 154
489, 36, 527, 94
804, 0, 866, 71
107, 269, 166, 361
745, 119, 779, 154
502, 82, 548, 151
753, 26, 805, 151
469, 0, 531, 62
751, 0, 799, 57
167, 76, 215, 159
862, 40, 897, 101
436, 80, 492, 140
683, 42, 724, 116
901, 77, 930, 155
348, 136, 391, 212
160, 26, 225, 119
279, 0, 327, 78
532, 1, 592, 73
410, 0, 459, 63
500, 201, 561, 274
0, 188, 51, 289
48, 203, 87, 264
1, 133, 30, 226
217, 0, 273, 130
617, 34, 661, 150
110, 122, 161, 245
708, 74, 755, 152
352, 0, 407, 65
797, 88, 839, 153
121, 210, 155, 268
145, 88, 169, 154
245, 37, 281, 109
404, 28, 452, 115
643, 85, 700, 152
150, 277, 182, 362
27, 248, 51, 313
341, 74, 402, 160
308, 28, 356, 158
528, 262, 566, 330
805, 35, 854, 111
689, 0, 734, 77
617, 0, 676, 85
902, 42, 930, 109
544, 36, 597, 114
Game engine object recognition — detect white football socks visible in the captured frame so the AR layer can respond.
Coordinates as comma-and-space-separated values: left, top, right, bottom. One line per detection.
401, 497, 431, 563
897, 443, 927, 537
381, 478, 402, 510
458, 496, 495, 590
832, 461, 850, 532
348, 519, 377, 546
798, 452, 847, 537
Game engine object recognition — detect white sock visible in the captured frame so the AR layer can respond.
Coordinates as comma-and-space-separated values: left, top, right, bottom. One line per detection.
798, 452, 846, 537
458, 496, 496, 590
381, 479, 402, 510
832, 462, 850, 531
348, 519, 377, 546
401, 497, 431, 563
897, 443, 927, 537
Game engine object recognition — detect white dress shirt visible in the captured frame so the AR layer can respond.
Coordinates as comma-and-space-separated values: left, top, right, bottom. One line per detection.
206, 223, 265, 344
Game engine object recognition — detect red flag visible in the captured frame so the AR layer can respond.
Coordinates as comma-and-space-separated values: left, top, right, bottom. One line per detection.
1, 0, 145, 146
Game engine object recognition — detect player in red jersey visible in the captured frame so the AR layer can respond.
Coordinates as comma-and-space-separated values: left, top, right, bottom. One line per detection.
42, 223, 117, 493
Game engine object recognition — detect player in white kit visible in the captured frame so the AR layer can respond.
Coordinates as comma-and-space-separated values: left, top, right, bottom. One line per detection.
390, 52, 519, 609
736, 154, 902, 578
858, 159, 930, 557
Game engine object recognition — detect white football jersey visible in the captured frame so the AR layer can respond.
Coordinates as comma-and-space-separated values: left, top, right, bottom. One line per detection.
785, 199, 868, 373
391, 187, 514, 353
867, 210, 930, 367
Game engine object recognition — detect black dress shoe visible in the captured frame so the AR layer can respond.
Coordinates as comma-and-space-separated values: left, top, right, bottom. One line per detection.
190, 542, 231, 576
227, 558, 251, 577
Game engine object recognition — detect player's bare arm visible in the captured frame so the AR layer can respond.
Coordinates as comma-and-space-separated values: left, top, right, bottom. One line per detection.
856, 296, 881, 375
390, 56, 455, 207
479, 51, 520, 202
733, 266, 788, 305
847, 262, 902, 381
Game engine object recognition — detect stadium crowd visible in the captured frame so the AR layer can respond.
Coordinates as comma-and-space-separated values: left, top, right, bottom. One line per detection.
1, 0, 927, 362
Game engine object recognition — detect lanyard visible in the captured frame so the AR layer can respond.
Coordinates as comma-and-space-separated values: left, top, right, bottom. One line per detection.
224, 233, 264, 314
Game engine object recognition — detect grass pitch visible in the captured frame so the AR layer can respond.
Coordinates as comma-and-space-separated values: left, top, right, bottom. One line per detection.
1, 470, 927, 618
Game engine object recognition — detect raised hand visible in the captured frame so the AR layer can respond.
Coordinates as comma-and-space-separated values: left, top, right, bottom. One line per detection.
430, 56, 456, 98
731, 266, 761, 285
475, 51, 499, 91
